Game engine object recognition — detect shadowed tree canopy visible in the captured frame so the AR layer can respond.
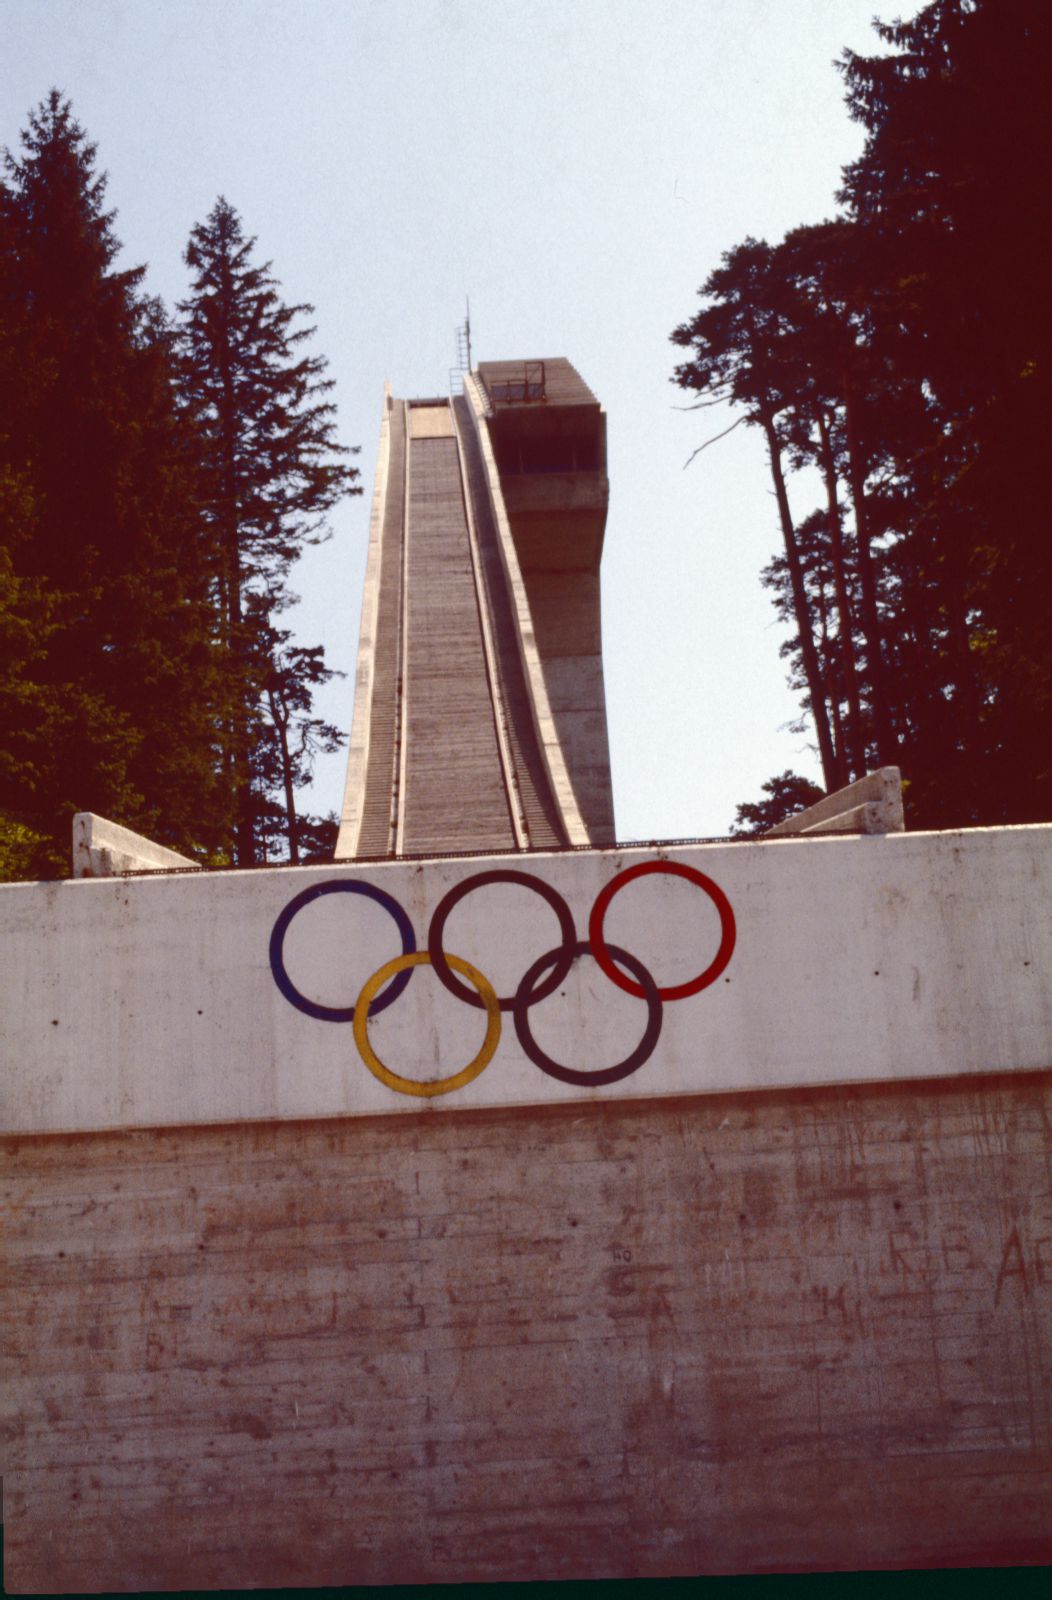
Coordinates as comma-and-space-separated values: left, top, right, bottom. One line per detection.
0, 92, 227, 878
730, 772, 825, 838
177, 197, 360, 865
0, 102, 361, 879
672, 0, 1052, 833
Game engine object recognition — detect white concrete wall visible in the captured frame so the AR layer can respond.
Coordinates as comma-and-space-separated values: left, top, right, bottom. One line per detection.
3, 825, 1050, 1136
462, 372, 590, 845
336, 384, 392, 858
71, 813, 199, 877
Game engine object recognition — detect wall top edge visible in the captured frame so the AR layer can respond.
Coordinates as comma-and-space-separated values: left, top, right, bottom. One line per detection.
1, 820, 1049, 892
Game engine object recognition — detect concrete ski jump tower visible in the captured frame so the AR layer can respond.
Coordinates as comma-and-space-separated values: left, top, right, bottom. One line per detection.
2, 358, 1051, 1591
339, 359, 615, 858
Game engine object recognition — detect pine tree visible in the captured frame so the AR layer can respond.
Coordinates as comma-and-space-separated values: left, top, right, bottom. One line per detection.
673, 1, 1052, 831
839, 0, 1052, 822
242, 592, 343, 864
670, 240, 841, 790
0, 92, 225, 877
730, 772, 825, 837
177, 198, 359, 865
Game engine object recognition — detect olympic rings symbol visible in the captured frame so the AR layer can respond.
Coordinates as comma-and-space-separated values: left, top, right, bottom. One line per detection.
269, 861, 736, 1099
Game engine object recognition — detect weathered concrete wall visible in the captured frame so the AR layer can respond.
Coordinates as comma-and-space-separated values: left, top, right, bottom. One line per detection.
71, 814, 199, 879
4, 1074, 1051, 1591
463, 371, 615, 844
463, 371, 593, 845
518, 565, 616, 840
3, 827, 1050, 1136
338, 385, 396, 859
338, 389, 404, 859
4, 824, 1050, 1589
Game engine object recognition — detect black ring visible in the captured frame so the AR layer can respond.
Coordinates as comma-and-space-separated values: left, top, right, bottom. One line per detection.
512, 941, 663, 1087
269, 879, 416, 1023
428, 869, 577, 1011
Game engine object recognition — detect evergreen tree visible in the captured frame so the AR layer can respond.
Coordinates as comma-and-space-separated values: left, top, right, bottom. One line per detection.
730, 772, 825, 837
177, 198, 359, 865
243, 592, 343, 864
673, 1, 1052, 831
671, 239, 841, 790
0, 92, 225, 878
840, 0, 1052, 822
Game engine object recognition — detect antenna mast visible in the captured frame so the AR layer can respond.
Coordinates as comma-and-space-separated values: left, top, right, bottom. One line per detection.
451, 300, 473, 395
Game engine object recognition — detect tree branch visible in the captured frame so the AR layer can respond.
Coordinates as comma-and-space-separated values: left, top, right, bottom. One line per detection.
683, 414, 747, 467
671, 393, 734, 411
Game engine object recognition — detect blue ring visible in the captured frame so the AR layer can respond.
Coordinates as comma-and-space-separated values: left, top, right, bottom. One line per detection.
269, 880, 416, 1023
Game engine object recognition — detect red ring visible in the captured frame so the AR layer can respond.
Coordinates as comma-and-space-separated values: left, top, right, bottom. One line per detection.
588, 860, 736, 1001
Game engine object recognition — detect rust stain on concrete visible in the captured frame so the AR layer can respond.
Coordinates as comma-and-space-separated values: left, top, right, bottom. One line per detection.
2, 1073, 1051, 1590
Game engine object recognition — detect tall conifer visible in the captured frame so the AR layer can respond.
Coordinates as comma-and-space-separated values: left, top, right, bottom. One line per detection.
0, 93, 224, 877
674, 1, 1052, 831
177, 199, 359, 864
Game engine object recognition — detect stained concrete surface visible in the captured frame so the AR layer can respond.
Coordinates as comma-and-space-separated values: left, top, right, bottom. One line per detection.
4, 1073, 1051, 1590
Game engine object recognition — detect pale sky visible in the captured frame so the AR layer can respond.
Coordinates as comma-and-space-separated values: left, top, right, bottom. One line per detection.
4, 0, 890, 841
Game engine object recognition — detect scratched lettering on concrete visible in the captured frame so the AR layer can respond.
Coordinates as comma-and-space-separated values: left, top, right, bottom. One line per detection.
3, 1073, 1051, 1589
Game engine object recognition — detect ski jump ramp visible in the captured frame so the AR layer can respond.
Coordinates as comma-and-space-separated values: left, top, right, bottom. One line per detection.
340, 361, 615, 858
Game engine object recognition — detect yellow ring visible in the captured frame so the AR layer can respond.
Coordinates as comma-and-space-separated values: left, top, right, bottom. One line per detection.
352, 950, 501, 1097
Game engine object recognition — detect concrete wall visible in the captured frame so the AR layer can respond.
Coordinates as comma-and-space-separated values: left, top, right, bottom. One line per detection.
466, 370, 615, 845
463, 372, 593, 845
518, 566, 615, 841
3, 827, 1050, 1137
4, 1074, 1051, 1590
3, 824, 1051, 1589
338, 389, 403, 859
451, 395, 566, 850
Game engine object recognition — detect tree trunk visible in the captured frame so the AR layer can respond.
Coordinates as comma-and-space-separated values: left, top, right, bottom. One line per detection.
816, 407, 866, 778
216, 268, 256, 868
759, 404, 838, 791
815, 580, 847, 783
268, 683, 300, 865
842, 373, 896, 766
940, 541, 983, 757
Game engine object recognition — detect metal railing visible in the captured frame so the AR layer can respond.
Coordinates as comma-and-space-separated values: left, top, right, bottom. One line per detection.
489, 360, 546, 403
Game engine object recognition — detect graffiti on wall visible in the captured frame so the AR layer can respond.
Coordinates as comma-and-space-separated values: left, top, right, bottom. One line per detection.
269, 860, 736, 1098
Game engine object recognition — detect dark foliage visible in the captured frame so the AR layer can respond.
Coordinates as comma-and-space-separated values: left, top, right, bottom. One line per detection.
0, 98, 359, 879
672, 1, 1052, 832
177, 198, 360, 865
730, 772, 825, 838
0, 93, 226, 877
